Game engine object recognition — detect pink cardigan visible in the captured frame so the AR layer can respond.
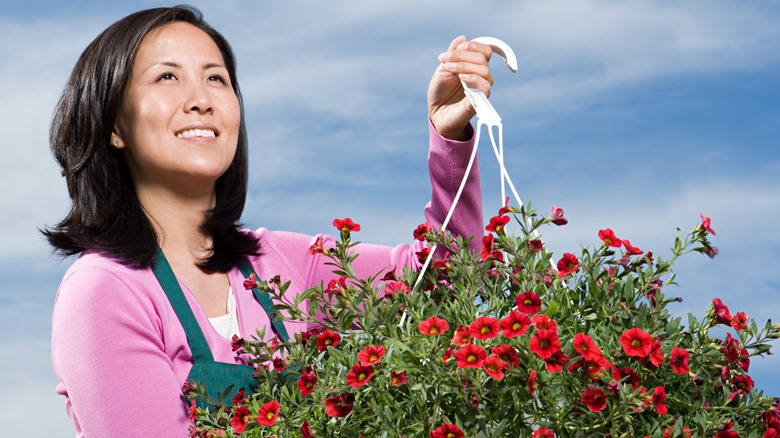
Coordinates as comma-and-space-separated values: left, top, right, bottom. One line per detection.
51, 123, 483, 437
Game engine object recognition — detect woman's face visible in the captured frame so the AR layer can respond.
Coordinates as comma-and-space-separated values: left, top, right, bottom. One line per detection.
114, 22, 241, 197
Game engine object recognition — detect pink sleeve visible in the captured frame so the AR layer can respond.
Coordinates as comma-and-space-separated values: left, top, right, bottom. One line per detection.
303, 120, 483, 289
51, 267, 190, 436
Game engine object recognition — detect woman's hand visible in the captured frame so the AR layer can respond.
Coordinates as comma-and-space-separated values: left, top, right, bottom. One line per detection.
428, 36, 494, 141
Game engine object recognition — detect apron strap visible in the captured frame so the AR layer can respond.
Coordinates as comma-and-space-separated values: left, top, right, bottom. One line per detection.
152, 248, 215, 363
237, 261, 290, 344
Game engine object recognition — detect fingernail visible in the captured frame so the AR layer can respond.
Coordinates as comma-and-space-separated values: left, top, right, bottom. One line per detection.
457, 42, 469, 51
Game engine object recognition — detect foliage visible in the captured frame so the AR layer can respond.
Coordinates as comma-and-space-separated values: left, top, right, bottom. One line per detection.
187, 204, 780, 438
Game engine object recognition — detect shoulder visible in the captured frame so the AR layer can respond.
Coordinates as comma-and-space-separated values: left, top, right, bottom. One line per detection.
54, 251, 165, 328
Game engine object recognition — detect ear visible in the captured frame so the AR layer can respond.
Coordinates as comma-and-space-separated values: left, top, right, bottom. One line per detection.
110, 129, 126, 149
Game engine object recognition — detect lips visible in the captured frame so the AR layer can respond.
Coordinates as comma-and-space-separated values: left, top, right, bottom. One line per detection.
176, 128, 216, 138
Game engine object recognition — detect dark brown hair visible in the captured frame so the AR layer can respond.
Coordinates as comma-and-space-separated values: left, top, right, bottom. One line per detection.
43, 5, 259, 271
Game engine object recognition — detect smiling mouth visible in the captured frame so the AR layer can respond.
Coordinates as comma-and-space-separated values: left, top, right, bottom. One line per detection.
177, 129, 216, 138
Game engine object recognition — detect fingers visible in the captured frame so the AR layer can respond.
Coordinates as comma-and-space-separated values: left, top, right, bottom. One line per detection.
438, 38, 494, 95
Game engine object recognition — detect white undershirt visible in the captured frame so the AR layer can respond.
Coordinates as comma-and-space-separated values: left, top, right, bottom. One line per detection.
208, 287, 240, 339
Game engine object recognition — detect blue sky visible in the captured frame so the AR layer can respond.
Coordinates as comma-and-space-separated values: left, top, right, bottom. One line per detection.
1, 1, 779, 435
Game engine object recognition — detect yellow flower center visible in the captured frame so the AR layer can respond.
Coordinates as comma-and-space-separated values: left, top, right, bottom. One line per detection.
481, 326, 490, 334
266, 412, 274, 420
430, 327, 439, 334
631, 339, 641, 347
370, 354, 378, 361
467, 354, 477, 363
512, 322, 522, 330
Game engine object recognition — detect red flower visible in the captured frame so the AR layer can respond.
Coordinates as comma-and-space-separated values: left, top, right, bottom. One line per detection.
532, 314, 558, 332
346, 363, 374, 387
357, 345, 385, 366
549, 205, 568, 226
333, 217, 360, 233
243, 272, 260, 290
455, 343, 487, 369
571, 356, 611, 380
470, 316, 500, 340
492, 345, 520, 368
663, 426, 691, 438
516, 291, 542, 314
431, 423, 464, 438
527, 239, 544, 252
316, 330, 341, 351
486, 215, 510, 233
418, 316, 449, 336
432, 251, 453, 270
451, 326, 472, 346
187, 400, 199, 422
529, 329, 561, 360
712, 298, 733, 325
273, 357, 286, 372
500, 311, 531, 337
533, 427, 556, 438
301, 421, 312, 438
732, 311, 750, 331
390, 370, 408, 386
416, 247, 432, 264
325, 277, 351, 298
698, 213, 716, 235
384, 281, 410, 299
324, 392, 354, 417
649, 339, 665, 368
612, 366, 640, 391
483, 354, 509, 380
651, 386, 668, 414
544, 350, 570, 373
481, 234, 505, 262
231, 405, 252, 434
731, 374, 755, 396
723, 333, 744, 363
620, 328, 654, 358
714, 431, 740, 438
299, 327, 323, 344
556, 253, 580, 278
527, 369, 538, 397
581, 388, 607, 412
499, 197, 518, 215
257, 400, 280, 426
308, 235, 328, 255
442, 346, 454, 362
572, 333, 602, 361
297, 370, 317, 397
231, 335, 246, 352
622, 239, 643, 256
413, 221, 433, 241
598, 228, 623, 248
232, 389, 246, 405
670, 347, 689, 375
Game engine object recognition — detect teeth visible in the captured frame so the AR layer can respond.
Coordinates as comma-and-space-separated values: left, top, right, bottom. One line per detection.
177, 129, 216, 138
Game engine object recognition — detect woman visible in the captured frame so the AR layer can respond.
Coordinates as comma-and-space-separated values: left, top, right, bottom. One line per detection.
46, 5, 492, 436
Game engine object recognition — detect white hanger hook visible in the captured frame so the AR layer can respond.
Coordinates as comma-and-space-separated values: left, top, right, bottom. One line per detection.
472, 36, 518, 73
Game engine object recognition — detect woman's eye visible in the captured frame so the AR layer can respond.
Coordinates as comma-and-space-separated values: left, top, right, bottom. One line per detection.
208, 74, 227, 84
155, 72, 177, 82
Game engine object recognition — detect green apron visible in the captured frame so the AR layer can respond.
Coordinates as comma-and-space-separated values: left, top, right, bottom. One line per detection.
152, 249, 289, 409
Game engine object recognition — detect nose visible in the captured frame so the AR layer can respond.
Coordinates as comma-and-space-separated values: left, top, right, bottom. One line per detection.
184, 83, 213, 115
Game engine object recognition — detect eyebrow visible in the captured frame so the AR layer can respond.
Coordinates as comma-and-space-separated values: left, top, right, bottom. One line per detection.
144, 60, 227, 73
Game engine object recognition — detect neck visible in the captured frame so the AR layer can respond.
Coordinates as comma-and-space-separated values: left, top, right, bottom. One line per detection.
135, 183, 217, 265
